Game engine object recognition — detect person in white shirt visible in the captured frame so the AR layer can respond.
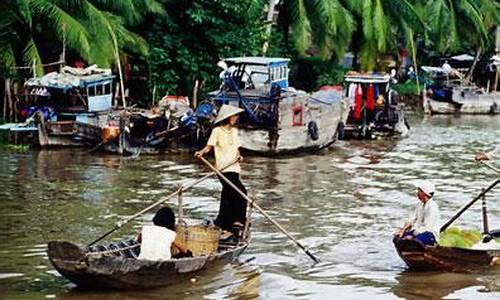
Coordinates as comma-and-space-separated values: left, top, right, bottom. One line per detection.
475, 146, 499, 161
195, 105, 247, 237
137, 207, 190, 260
396, 180, 441, 246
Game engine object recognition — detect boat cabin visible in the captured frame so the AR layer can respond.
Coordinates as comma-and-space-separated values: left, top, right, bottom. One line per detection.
24, 65, 115, 116
208, 57, 291, 128
342, 72, 406, 138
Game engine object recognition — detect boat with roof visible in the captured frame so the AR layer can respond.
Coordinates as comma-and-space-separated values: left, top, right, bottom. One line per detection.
204, 57, 347, 155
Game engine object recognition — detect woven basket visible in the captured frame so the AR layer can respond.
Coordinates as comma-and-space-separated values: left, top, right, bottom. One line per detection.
175, 224, 221, 256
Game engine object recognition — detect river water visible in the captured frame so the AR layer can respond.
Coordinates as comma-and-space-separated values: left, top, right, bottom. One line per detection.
0, 114, 499, 299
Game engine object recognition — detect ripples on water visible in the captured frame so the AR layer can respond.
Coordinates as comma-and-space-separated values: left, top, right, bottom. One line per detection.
0, 114, 499, 299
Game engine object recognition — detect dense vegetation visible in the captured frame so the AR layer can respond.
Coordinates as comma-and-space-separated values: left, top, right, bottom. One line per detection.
0, 0, 499, 104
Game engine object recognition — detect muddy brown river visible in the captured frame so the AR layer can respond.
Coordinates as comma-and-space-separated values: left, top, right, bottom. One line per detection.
0, 114, 499, 299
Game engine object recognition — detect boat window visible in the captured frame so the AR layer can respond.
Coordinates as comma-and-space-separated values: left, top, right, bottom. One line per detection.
96, 84, 103, 96
87, 86, 95, 96
292, 106, 303, 126
104, 83, 111, 95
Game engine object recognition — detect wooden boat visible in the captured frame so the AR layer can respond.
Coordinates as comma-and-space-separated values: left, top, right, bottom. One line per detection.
423, 85, 499, 115
393, 234, 500, 273
341, 72, 409, 140
1, 65, 115, 147
47, 235, 249, 289
421, 65, 499, 115
102, 97, 209, 155
206, 57, 347, 155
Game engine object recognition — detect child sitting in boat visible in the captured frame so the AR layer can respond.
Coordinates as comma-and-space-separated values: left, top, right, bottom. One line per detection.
396, 180, 441, 246
137, 207, 190, 260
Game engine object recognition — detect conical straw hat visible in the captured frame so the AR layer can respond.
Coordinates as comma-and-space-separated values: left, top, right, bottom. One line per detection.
214, 104, 244, 124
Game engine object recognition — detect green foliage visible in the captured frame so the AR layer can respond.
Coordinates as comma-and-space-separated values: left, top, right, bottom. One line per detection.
146, 0, 266, 99
0, 0, 164, 78
290, 57, 347, 91
392, 78, 424, 95
424, 0, 499, 54
438, 227, 482, 249
282, 0, 354, 61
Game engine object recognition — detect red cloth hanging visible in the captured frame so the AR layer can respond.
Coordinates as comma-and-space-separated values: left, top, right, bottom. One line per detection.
354, 84, 363, 120
366, 83, 375, 111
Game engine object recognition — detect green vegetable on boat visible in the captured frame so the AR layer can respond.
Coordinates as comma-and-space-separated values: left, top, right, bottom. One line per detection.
438, 227, 482, 249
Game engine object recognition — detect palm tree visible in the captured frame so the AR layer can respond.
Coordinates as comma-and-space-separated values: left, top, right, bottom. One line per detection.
0, 0, 165, 77
279, 0, 355, 61
342, 0, 426, 71
424, 0, 498, 54
424, 0, 499, 82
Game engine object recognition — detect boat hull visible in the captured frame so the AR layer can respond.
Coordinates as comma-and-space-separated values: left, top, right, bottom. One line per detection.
47, 240, 248, 289
423, 91, 499, 115
238, 91, 346, 155
393, 236, 500, 272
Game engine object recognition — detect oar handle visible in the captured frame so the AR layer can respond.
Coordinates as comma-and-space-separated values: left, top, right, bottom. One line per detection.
440, 179, 500, 233
198, 156, 320, 263
479, 160, 500, 174
87, 159, 238, 247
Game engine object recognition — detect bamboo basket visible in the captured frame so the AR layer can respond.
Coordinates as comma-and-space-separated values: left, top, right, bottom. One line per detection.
174, 224, 221, 256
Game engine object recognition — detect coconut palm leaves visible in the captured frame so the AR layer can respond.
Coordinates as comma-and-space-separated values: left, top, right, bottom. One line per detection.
0, 0, 164, 76
344, 0, 426, 71
425, 0, 499, 53
284, 0, 354, 60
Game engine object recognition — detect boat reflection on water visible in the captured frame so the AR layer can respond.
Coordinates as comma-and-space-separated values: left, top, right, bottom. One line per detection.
54, 260, 261, 299
391, 270, 500, 299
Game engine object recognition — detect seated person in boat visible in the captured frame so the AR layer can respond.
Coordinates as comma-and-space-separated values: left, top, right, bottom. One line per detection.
475, 146, 499, 161
396, 181, 441, 246
137, 207, 190, 260
194, 105, 247, 238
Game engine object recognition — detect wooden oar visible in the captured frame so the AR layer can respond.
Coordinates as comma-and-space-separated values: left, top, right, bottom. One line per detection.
198, 156, 320, 263
479, 160, 500, 173
440, 179, 500, 233
87, 160, 237, 247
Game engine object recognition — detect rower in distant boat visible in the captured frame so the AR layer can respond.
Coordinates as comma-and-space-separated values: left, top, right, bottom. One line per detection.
194, 105, 247, 238
137, 207, 191, 260
396, 181, 441, 246
475, 146, 499, 161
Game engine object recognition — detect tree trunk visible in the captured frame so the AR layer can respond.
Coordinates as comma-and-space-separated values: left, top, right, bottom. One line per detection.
494, 66, 499, 93
262, 0, 277, 55
3, 79, 8, 121
466, 46, 481, 84
192, 79, 199, 109
409, 32, 420, 93
6, 79, 13, 122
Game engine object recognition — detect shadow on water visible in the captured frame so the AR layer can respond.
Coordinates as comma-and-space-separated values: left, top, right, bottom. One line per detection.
55, 262, 262, 300
391, 270, 500, 300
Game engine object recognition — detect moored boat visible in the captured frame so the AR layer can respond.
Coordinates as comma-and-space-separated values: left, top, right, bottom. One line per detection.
342, 72, 409, 139
205, 57, 347, 155
0, 65, 115, 147
421, 65, 499, 115
102, 96, 213, 155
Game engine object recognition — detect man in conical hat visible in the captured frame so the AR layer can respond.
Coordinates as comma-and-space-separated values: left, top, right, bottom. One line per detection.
195, 104, 247, 237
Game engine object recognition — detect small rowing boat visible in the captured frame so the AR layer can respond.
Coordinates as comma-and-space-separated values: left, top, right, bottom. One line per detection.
393, 232, 500, 273
47, 233, 249, 289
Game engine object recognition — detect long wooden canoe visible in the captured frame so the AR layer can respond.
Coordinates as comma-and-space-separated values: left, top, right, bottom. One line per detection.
393, 234, 500, 273
47, 237, 249, 289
